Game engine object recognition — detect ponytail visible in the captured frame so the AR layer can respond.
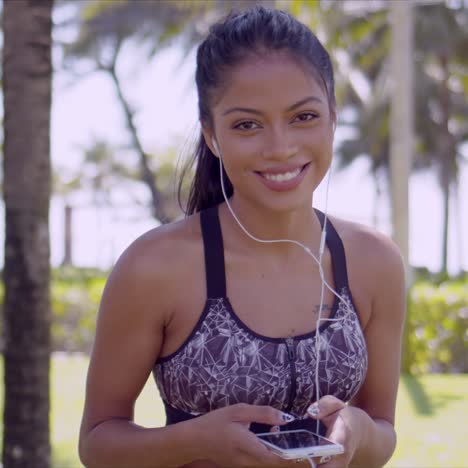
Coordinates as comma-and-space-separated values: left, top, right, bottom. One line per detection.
178, 5, 335, 216
178, 132, 233, 215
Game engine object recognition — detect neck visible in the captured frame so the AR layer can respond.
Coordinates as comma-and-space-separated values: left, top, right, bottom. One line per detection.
219, 195, 324, 261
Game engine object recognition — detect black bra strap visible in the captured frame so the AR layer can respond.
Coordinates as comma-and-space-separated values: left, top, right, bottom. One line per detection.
200, 205, 227, 298
314, 209, 349, 292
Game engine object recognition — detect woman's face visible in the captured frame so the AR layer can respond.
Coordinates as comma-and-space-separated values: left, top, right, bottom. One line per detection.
204, 52, 335, 213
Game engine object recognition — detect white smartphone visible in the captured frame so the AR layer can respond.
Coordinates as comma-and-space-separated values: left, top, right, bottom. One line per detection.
256, 429, 344, 460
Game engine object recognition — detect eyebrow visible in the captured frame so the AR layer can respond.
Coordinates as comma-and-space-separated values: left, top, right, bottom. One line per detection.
222, 96, 323, 116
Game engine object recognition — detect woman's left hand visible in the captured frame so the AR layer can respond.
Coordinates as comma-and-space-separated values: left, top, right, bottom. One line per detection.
306, 395, 364, 468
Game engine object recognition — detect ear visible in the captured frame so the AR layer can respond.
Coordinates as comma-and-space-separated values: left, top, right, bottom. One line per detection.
201, 125, 219, 158
331, 110, 337, 134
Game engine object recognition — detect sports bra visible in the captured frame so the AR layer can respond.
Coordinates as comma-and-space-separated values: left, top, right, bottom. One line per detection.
153, 205, 368, 435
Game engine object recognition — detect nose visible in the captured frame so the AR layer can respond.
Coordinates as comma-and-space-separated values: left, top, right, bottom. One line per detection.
261, 125, 298, 161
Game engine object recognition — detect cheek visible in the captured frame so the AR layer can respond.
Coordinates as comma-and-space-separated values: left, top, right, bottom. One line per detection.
225, 137, 260, 160
215, 126, 263, 158
217, 140, 258, 174
317, 128, 334, 158
304, 129, 333, 159
221, 155, 250, 184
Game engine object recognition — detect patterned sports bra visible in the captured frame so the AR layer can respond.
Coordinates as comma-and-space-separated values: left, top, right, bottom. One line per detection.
153, 205, 368, 435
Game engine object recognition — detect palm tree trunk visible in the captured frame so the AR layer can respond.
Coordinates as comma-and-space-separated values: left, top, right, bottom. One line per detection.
389, 0, 413, 283
61, 203, 73, 266
454, 180, 464, 276
441, 176, 450, 275
439, 53, 455, 276
2, 1, 53, 467
389, 0, 414, 374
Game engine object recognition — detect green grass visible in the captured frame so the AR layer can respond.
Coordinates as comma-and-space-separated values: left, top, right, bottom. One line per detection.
392, 374, 468, 467
1, 355, 467, 467
50, 354, 166, 467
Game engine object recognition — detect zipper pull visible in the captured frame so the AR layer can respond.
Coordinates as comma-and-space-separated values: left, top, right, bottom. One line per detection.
286, 337, 296, 359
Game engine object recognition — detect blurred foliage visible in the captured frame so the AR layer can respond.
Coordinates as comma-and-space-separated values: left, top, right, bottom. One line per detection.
287, 0, 468, 274
54, 0, 468, 267
1, 268, 466, 374
406, 276, 468, 374
50, 267, 107, 353
56, 0, 271, 223
57, 0, 212, 223
0, 268, 105, 354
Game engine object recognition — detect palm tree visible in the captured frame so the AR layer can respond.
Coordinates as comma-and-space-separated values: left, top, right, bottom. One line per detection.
57, 0, 273, 223
413, 2, 468, 274
2, 0, 53, 467
389, 0, 413, 281
58, 0, 209, 223
289, 1, 394, 225
302, 0, 468, 275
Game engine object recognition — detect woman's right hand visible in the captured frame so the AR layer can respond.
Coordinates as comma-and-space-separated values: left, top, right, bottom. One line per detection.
190, 403, 297, 467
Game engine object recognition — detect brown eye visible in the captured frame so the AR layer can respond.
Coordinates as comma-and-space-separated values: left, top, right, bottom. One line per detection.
294, 112, 318, 123
233, 121, 261, 130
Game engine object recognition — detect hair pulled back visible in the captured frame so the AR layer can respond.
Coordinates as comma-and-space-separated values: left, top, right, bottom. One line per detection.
179, 5, 335, 215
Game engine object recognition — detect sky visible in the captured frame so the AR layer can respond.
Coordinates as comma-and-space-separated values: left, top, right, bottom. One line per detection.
44, 37, 468, 275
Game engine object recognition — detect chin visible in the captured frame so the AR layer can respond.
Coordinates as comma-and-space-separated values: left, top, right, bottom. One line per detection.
250, 192, 313, 215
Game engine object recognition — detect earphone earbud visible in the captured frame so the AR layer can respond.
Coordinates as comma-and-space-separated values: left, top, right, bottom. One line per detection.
212, 139, 220, 157
214, 132, 350, 430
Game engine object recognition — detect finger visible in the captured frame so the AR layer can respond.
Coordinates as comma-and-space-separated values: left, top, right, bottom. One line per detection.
294, 456, 317, 468
230, 403, 295, 426
314, 454, 351, 468
306, 395, 345, 419
244, 429, 308, 468
319, 455, 332, 465
240, 440, 294, 468
311, 432, 348, 468
324, 415, 346, 441
285, 456, 319, 468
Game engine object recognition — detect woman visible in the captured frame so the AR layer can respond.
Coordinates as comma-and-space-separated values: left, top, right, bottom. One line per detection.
79, 6, 405, 468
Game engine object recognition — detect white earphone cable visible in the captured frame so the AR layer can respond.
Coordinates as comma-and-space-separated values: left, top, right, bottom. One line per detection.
213, 139, 352, 427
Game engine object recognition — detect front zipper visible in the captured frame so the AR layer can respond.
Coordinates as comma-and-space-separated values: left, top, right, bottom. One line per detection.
285, 337, 297, 413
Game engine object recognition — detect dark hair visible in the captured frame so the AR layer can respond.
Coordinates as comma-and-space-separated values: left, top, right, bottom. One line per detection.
178, 5, 335, 215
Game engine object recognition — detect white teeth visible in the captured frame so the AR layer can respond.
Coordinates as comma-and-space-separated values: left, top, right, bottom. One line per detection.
263, 168, 301, 182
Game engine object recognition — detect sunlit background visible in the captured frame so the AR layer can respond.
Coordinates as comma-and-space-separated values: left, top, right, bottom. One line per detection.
1, 1, 467, 467
47, 41, 468, 273
4, 0, 460, 275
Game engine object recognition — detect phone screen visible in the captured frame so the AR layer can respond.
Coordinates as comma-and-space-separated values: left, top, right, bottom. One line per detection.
257, 430, 331, 450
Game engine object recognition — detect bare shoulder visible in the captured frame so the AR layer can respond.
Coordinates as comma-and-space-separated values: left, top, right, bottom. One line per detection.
332, 218, 407, 425
117, 214, 201, 273
81, 214, 203, 438
328, 215, 405, 323
330, 216, 403, 271
102, 213, 202, 324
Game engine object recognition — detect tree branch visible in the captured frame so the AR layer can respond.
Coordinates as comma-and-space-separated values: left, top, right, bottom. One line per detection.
107, 57, 169, 223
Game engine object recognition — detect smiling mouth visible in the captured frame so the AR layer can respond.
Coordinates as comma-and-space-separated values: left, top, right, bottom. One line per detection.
257, 163, 310, 182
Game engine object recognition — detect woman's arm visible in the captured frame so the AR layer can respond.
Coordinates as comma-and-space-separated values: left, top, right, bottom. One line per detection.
307, 226, 406, 468
349, 231, 406, 467
79, 229, 294, 468
81, 418, 204, 468
78, 232, 200, 467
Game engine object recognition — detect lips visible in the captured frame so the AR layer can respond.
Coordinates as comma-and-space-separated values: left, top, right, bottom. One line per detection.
262, 167, 302, 182
256, 163, 309, 177
255, 162, 311, 192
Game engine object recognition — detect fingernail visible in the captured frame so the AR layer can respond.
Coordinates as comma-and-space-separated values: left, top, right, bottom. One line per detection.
282, 412, 295, 422
307, 405, 320, 417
